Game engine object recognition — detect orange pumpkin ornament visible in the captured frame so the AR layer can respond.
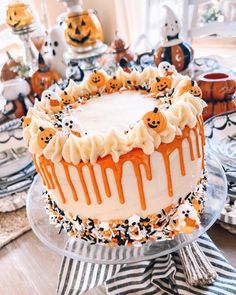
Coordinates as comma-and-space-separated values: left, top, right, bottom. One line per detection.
150, 77, 172, 95
6, 3, 33, 29
88, 70, 106, 92
37, 127, 56, 149
31, 53, 61, 97
21, 116, 31, 128
142, 107, 167, 133
197, 72, 236, 120
64, 10, 104, 48
105, 76, 122, 93
1, 52, 20, 81
176, 79, 202, 97
60, 90, 75, 105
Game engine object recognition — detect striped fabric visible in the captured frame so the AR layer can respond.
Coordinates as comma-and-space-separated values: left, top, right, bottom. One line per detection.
57, 234, 236, 295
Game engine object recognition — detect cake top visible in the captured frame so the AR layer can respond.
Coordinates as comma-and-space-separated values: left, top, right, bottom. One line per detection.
23, 63, 206, 164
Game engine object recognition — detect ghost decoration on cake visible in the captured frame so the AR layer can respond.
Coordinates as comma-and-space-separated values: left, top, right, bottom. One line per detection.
41, 90, 62, 113
154, 6, 193, 73
42, 26, 68, 78
62, 116, 81, 137
175, 203, 200, 234
158, 61, 176, 77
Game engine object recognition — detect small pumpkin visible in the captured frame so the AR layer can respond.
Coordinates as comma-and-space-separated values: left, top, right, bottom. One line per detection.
31, 53, 61, 97
6, 3, 33, 29
150, 77, 172, 95
1, 52, 21, 81
64, 10, 104, 48
21, 116, 31, 128
37, 127, 56, 149
176, 79, 202, 97
197, 72, 236, 120
142, 107, 167, 133
105, 76, 122, 93
60, 90, 75, 105
154, 42, 193, 72
88, 70, 106, 89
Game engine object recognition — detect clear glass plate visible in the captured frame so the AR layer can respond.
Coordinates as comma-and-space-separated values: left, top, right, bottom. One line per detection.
26, 152, 227, 264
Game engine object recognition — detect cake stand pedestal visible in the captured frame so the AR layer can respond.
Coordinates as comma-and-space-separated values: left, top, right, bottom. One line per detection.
26, 152, 227, 264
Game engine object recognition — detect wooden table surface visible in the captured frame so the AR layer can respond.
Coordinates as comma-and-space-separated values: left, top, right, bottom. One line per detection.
0, 224, 235, 295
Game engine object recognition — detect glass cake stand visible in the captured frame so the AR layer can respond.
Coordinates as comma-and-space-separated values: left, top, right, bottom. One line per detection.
26, 152, 227, 264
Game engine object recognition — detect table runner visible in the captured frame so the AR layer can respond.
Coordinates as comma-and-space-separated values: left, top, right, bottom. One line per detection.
57, 234, 236, 295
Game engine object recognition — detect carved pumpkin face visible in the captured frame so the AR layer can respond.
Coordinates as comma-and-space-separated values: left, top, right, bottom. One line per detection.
21, 116, 31, 128
106, 76, 122, 93
142, 107, 167, 133
151, 77, 172, 94
61, 91, 75, 105
88, 70, 106, 88
64, 10, 104, 48
189, 85, 202, 97
177, 79, 201, 97
6, 4, 33, 29
37, 127, 56, 149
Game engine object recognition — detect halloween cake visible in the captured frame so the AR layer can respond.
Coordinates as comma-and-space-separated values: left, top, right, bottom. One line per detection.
23, 63, 207, 246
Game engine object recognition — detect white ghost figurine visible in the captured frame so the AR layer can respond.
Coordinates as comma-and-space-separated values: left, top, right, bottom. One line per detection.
41, 90, 61, 113
176, 203, 200, 234
158, 61, 176, 76
62, 116, 82, 137
161, 5, 182, 46
42, 26, 68, 78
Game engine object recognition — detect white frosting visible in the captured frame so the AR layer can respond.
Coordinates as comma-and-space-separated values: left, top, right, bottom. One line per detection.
23, 67, 207, 165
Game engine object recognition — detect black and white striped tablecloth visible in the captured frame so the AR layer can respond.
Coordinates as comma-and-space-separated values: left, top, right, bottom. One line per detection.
57, 234, 236, 295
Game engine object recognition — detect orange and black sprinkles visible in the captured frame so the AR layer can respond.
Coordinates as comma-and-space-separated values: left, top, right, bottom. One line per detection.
43, 169, 207, 247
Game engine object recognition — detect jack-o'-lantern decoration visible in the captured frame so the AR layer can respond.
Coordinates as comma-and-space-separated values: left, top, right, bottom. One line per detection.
60, 90, 75, 105
31, 53, 61, 97
21, 116, 31, 128
64, 10, 104, 48
106, 76, 122, 93
150, 77, 172, 95
176, 79, 202, 97
142, 107, 167, 133
88, 70, 106, 89
198, 72, 236, 120
111, 31, 134, 65
6, 3, 33, 29
1, 52, 21, 81
37, 127, 56, 149
154, 6, 193, 72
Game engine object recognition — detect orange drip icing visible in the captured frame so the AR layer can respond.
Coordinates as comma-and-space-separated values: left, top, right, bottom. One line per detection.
39, 157, 52, 189
41, 157, 55, 189
197, 116, 205, 168
61, 161, 78, 202
49, 162, 66, 204
33, 155, 45, 185
76, 167, 91, 205
185, 128, 195, 161
88, 164, 102, 204
38, 123, 204, 210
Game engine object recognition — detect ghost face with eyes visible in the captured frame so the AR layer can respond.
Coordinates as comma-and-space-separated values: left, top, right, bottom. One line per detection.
158, 62, 176, 77
41, 90, 61, 113
42, 26, 68, 78
62, 116, 81, 137
161, 6, 181, 44
176, 203, 200, 234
